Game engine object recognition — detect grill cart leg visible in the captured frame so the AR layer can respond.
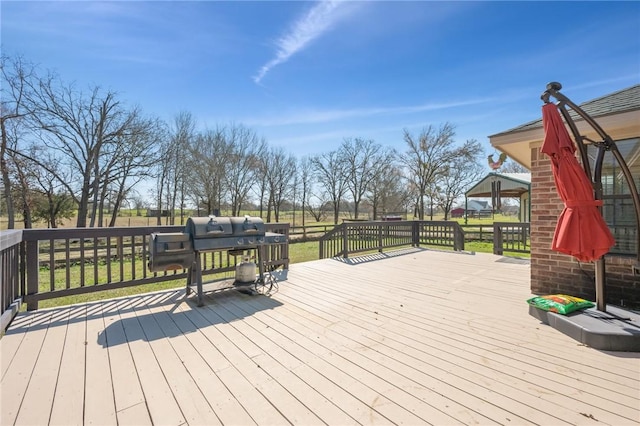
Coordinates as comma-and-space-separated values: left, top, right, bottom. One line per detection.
258, 246, 265, 281
186, 261, 195, 295
195, 255, 204, 306
186, 254, 205, 306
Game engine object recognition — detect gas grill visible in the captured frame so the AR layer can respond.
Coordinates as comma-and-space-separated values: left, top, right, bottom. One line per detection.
148, 215, 286, 305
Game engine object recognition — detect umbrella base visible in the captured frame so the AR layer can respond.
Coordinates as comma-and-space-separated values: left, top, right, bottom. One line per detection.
529, 304, 640, 352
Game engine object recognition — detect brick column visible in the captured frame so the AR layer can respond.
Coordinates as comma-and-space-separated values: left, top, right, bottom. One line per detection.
530, 147, 640, 307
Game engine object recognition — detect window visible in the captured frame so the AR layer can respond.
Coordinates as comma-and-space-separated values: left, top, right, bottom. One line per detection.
588, 138, 640, 256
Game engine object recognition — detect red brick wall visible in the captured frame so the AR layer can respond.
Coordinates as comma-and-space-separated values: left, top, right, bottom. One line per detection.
530, 147, 640, 308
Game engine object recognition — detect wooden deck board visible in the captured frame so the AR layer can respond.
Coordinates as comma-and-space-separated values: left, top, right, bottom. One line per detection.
115, 295, 186, 426
173, 300, 290, 425
279, 283, 631, 424
283, 256, 640, 424
102, 297, 152, 424
145, 296, 254, 426
136, 293, 222, 426
84, 300, 118, 426
14, 308, 69, 426
233, 293, 474, 425
49, 305, 87, 426
210, 296, 361, 425
278, 298, 537, 423
1, 249, 639, 426
1, 311, 54, 426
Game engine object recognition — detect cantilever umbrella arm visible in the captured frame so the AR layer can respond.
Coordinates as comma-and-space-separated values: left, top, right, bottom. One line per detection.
541, 82, 640, 311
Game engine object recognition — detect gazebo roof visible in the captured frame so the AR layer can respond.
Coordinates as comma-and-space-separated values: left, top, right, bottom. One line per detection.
465, 172, 531, 198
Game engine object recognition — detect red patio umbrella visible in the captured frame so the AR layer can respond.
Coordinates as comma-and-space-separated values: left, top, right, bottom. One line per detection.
540, 102, 615, 262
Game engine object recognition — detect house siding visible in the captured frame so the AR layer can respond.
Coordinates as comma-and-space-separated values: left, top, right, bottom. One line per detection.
530, 147, 640, 307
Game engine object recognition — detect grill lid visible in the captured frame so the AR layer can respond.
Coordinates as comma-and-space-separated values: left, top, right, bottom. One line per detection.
230, 216, 265, 235
185, 216, 233, 239
185, 215, 269, 251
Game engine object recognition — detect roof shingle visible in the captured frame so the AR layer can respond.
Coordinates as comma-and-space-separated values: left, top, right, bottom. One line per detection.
490, 84, 640, 137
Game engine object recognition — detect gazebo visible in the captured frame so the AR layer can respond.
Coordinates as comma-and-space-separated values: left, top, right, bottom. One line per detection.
464, 172, 531, 222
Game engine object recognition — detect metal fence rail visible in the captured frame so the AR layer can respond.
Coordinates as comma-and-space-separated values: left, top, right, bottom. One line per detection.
0, 223, 289, 323
319, 220, 465, 259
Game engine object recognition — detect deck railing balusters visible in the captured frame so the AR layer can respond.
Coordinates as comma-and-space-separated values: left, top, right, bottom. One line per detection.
318, 220, 466, 259
0, 223, 289, 320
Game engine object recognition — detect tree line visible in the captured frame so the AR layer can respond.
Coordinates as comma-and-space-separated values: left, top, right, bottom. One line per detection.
1, 55, 492, 229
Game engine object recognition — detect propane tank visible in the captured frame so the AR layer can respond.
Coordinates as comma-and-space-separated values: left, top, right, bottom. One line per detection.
235, 256, 256, 283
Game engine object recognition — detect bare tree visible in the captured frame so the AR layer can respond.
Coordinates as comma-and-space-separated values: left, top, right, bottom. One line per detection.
1, 55, 36, 228
340, 138, 390, 219
186, 128, 230, 215
400, 123, 480, 220
19, 71, 144, 227
306, 198, 329, 222
167, 111, 196, 224
264, 147, 296, 222
298, 156, 314, 235
254, 161, 269, 218
225, 124, 265, 216
28, 146, 75, 227
103, 116, 162, 227
10, 146, 39, 228
312, 150, 348, 224
435, 140, 485, 220
366, 163, 409, 219
153, 128, 172, 225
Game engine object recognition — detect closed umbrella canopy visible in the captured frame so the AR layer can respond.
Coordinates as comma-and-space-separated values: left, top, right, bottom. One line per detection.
540, 102, 615, 262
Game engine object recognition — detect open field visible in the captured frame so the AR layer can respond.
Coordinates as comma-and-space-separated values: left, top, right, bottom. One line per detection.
0, 210, 520, 230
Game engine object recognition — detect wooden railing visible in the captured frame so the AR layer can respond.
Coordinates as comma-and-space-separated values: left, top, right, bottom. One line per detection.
0, 223, 289, 323
1, 230, 23, 332
318, 220, 465, 259
493, 222, 530, 255
459, 224, 494, 243
288, 224, 335, 239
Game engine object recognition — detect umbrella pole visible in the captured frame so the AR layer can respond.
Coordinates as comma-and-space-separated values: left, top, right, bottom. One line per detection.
542, 82, 640, 312
595, 259, 606, 311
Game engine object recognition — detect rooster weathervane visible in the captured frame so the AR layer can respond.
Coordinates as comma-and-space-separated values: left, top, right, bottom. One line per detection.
488, 152, 507, 170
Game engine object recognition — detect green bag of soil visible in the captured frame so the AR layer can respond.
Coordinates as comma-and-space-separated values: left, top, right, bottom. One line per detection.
527, 294, 595, 315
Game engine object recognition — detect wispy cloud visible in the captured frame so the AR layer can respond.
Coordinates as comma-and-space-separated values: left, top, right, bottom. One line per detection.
245, 97, 497, 127
253, 0, 349, 84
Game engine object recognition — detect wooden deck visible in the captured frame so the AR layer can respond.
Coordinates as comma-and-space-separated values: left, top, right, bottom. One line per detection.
1, 248, 638, 425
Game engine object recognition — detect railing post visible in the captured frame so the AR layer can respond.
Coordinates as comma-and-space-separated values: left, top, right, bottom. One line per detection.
413, 221, 419, 247
453, 223, 465, 251
20, 240, 26, 298
280, 224, 290, 269
493, 223, 503, 255
342, 224, 349, 258
378, 225, 383, 253
26, 239, 39, 311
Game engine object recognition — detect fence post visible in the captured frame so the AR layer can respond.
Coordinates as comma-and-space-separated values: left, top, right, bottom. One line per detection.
493, 223, 503, 255
453, 223, 465, 251
25, 239, 39, 311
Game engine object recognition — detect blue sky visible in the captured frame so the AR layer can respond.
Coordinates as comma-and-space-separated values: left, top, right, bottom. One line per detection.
2, 1, 639, 161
